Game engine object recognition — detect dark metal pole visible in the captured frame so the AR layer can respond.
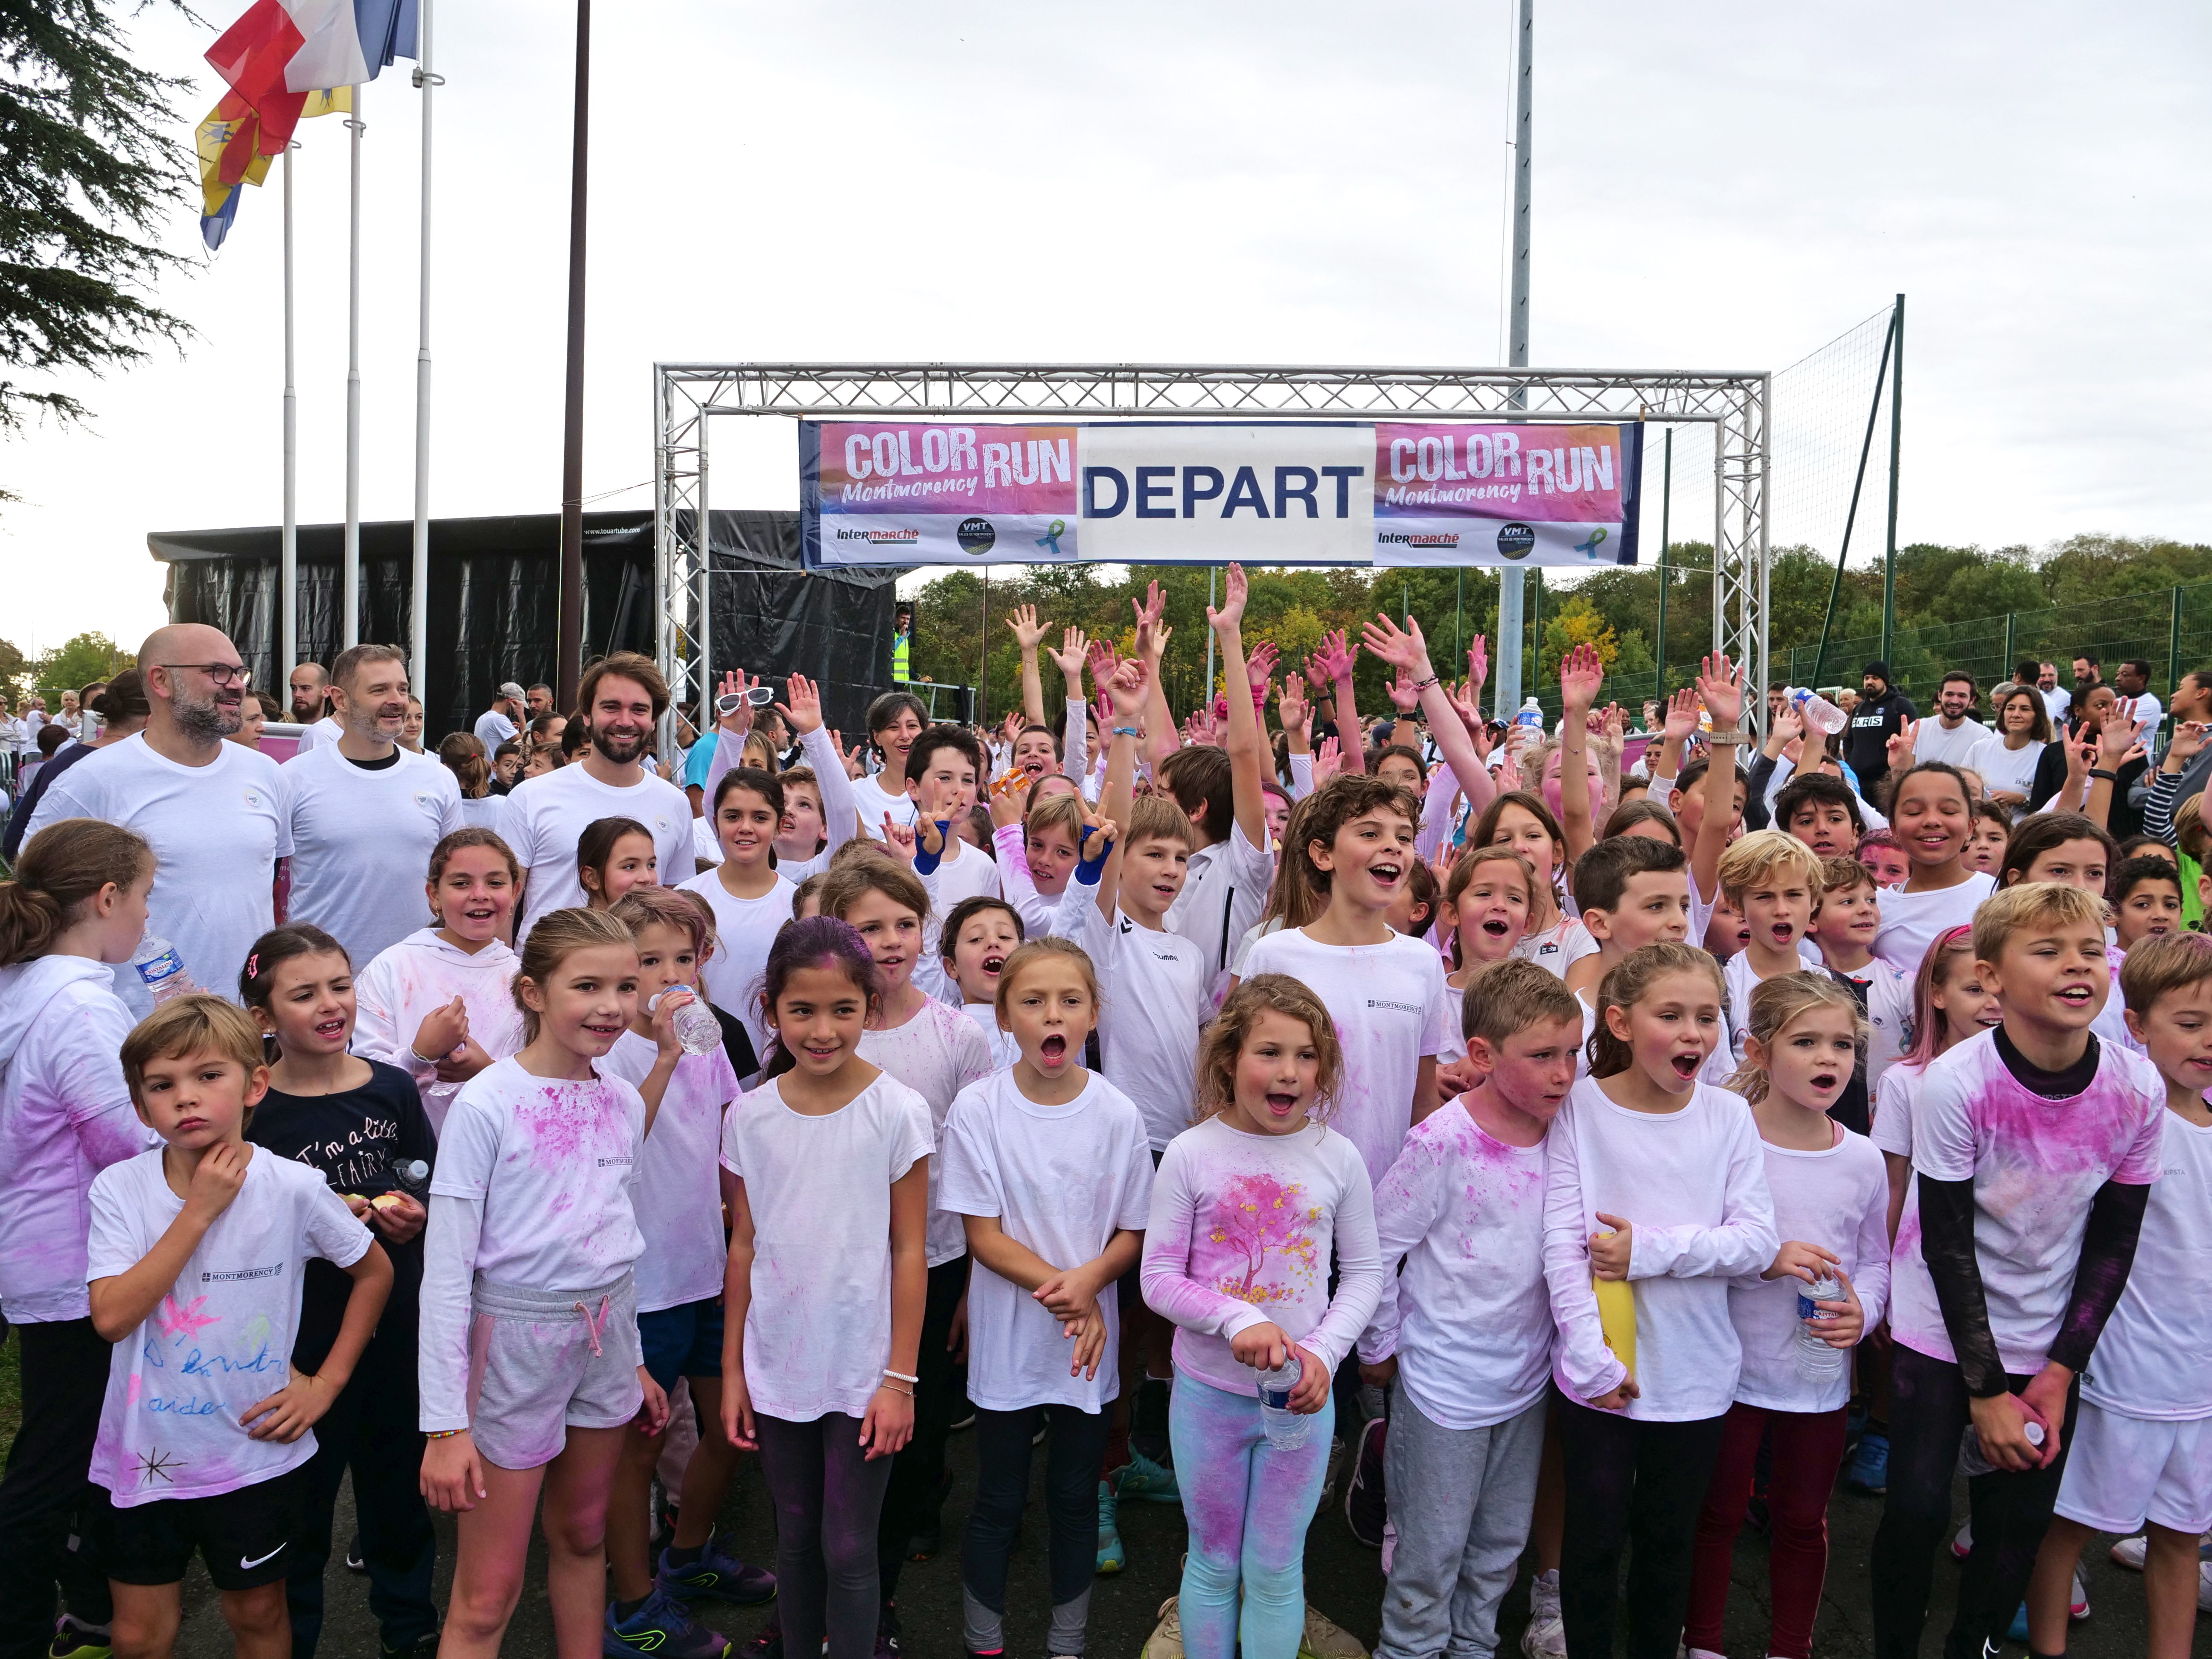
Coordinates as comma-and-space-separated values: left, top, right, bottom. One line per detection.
556, 0, 590, 710
1811, 308, 1896, 690
1880, 293, 1904, 674
1655, 428, 1671, 702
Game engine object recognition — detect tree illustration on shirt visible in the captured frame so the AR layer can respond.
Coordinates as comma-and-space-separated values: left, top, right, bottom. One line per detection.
1205, 1173, 1322, 1307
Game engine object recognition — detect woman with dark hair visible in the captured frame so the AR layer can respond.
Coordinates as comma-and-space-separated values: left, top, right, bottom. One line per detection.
1, 672, 151, 863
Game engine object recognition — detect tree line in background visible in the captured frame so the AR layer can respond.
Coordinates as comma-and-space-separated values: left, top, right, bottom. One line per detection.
0, 633, 137, 705
905, 532, 2212, 723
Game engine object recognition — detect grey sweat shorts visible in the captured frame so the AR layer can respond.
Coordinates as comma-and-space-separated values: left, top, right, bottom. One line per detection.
466, 1270, 644, 1470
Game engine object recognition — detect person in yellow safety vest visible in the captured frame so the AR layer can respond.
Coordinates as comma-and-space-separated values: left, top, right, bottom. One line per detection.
892, 602, 913, 684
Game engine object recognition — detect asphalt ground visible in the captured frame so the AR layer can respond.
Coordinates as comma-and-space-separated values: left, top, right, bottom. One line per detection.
166, 1416, 2205, 1658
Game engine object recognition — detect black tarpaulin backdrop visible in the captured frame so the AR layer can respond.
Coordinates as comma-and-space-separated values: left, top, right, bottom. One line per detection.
148, 509, 902, 739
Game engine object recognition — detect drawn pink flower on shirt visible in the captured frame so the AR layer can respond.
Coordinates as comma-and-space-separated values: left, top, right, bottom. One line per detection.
157, 1295, 218, 1342
1204, 1173, 1321, 1307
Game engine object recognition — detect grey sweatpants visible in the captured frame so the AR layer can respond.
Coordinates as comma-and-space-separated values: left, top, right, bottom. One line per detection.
1377, 1384, 1548, 1659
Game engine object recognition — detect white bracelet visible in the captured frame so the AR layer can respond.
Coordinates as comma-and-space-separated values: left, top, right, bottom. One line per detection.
882, 1367, 919, 1384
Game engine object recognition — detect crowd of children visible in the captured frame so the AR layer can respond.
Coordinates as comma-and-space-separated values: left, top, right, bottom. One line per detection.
0, 590, 2208, 1659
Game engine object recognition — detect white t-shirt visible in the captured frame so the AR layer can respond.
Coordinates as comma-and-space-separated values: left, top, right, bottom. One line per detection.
850, 772, 918, 839
473, 708, 518, 751
1166, 823, 1277, 1000
1513, 914, 1599, 980
87, 1147, 371, 1505
283, 742, 463, 970
2041, 685, 2072, 727
1541, 1079, 1778, 1420
917, 838, 1001, 1003
290, 715, 345, 753
858, 998, 997, 1266
460, 794, 507, 837
1900, 1030, 2164, 1374
26, 732, 292, 1013
719, 1073, 934, 1422
1359, 1101, 1553, 1430
601, 1030, 739, 1313
2080, 1109, 2212, 1420
959, 1002, 1021, 1073
939, 1071, 1155, 1412
1962, 736, 2046, 802
1050, 884, 1215, 1153
1240, 927, 1450, 1189
504, 763, 693, 940
1719, 943, 1829, 1070
1728, 1125, 1890, 1414
1139, 1115, 1383, 1397
1873, 872, 1996, 977
678, 870, 796, 1069
352, 929, 527, 1135
1914, 718, 1990, 768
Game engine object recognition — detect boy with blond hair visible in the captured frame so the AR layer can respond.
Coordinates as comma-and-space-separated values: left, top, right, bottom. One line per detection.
85, 995, 391, 1659
1808, 856, 1913, 1132
1715, 830, 1828, 1075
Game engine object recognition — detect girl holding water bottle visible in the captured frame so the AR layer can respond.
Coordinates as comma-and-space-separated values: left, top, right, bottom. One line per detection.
1139, 974, 1383, 1659
1685, 973, 1888, 1659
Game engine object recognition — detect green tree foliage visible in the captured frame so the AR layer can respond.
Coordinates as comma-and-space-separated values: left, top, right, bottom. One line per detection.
32, 630, 132, 697
0, 0, 192, 454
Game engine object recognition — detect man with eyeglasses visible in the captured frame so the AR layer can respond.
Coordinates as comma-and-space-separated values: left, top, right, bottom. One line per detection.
27, 624, 292, 1014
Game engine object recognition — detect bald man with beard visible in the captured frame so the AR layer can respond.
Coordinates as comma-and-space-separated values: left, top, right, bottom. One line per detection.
26, 623, 292, 1013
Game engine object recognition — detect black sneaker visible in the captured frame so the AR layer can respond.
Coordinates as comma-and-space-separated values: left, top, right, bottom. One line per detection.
378, 1637, 440, 1659
1343, 1414, 1387, 1548
346, 1532, 366, 1573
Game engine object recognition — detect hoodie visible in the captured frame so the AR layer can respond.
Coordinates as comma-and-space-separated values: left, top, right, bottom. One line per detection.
352, 927, 527, 1135
0, 955, 158, 1323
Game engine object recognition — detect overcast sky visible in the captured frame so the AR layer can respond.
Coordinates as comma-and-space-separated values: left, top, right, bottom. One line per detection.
7, 0, 2206, 656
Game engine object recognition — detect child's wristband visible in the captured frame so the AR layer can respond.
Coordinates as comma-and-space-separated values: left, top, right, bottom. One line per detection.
883, 1367, 919, 1384
427, 1428, 464, 1439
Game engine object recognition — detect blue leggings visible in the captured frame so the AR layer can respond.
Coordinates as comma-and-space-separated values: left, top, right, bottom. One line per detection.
1168, 1371, 1334, 1659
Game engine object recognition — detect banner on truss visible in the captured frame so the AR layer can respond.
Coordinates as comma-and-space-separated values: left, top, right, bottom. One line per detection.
800, 420, 1642, 570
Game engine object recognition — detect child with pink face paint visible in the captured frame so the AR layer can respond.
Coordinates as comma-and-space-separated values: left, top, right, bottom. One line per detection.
1471, 789, 1593, 978
1435, 845, 1535, 1077
1140, 976, 1384, 1659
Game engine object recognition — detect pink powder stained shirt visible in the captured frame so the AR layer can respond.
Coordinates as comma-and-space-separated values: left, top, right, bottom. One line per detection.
1140, 1115, 1383, 1398
1901, 1029, 2165, 1374
353, 928, 527, 1135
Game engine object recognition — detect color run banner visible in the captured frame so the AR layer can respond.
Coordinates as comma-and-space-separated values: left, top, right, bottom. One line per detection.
800, 419, 1642, 569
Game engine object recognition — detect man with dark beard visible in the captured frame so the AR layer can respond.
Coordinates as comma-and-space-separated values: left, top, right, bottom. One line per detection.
502, 650, 693, 941
26, 623, 292, 1013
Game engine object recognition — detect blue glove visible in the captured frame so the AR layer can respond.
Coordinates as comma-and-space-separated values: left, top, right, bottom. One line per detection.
912, 820, 954, 876
1073, 824, 1115, 886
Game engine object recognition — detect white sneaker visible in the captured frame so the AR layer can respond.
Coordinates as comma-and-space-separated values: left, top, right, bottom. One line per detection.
2070, 1567, 2091, 1620
2112, 1532, 2148, 1570
1950, 1516, 1973, 1559
1521, 1569, 1566, 1659
2198, 1560, 2212, 1613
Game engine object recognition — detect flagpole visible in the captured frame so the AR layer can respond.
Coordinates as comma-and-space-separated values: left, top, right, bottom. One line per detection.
556, 0, 590, 710
409, 0, 437, 697
281, 140, 298, 686
343, 81, 364, 650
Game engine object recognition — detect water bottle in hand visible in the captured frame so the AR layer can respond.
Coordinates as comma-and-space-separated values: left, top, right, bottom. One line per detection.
1256, 1355, 1314, 1451
389, 1158, 432, 1203
649, 989, 722, 1057
1787, 687, 1849, 736
131, 934, 197, 1005
1959, 1418, 2044, 1477
1795, 1274, 1847, 1382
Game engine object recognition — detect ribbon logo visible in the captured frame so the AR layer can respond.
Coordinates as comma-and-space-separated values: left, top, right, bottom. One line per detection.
1034, 518, 1067, 557
1573, 527, 1609, 559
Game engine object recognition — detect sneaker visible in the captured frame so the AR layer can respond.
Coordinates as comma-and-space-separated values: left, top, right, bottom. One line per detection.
2072, 1568, 2090, 1618
47, 1618, 111, 1659
1950, 1517, 1973, 1560
2113, 1531, 2212, 1570
1343, 1415, 1387, 1549
603, 1588, 732, 1658
1142, 1597, 1184, 1659
1845, 1429, 1889, 1494
1096, 1479, 1126, 1575
345, 1532, 367, 1573
379, 1639, 442, 1659
1521, 1569, 1566, 1659
903, 1524, 941, 1562
1299, 1604, 1368, 1659
2199, 1560, 2212, 1612
658, 1536, 778, 1605
949, 1409, 976, 1432
734, 1623, 783, 1659
1318, 1437, 1345, 1508
1116, 1448, 1182, 1505
873, 1613, 902, 1658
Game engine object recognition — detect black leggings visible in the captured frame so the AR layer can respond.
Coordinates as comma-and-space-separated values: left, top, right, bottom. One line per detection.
0, 1318, 113, 1657
1869, 1345, 2081, 1659
756, 1412, 896, 1659
876, 1253, 967, 1601
1554, 1389, 1729, 1659
962, 1405, 1110, 1656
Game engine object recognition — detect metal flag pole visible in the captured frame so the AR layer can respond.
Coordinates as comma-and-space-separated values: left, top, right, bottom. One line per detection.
409, 0, 439, 696
556, 0, 591, 709
281, 140, 298, 684
1496, 0, 1533, 722
342, 81, 364, 649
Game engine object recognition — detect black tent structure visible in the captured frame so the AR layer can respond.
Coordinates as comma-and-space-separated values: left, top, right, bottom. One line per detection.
150, 509, 902, 739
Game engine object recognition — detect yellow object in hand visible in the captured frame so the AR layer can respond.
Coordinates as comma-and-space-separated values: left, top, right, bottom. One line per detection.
1593, 1236, 1637, 1376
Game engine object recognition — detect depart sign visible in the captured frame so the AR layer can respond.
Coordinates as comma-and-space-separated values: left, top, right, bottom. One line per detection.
800, 420, 1642, 570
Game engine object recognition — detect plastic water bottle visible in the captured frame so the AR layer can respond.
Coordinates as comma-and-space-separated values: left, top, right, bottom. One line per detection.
1514, 696, 1544, 734
1959, 1418, 2045, 1477
649, 989, 722, 1056
389, 1158, 432, 1202
1255, 1356, 1315, 1451
1796, 1274, 1847, 1382
130, 934, 197, 1005
1787, 686, 1849, 736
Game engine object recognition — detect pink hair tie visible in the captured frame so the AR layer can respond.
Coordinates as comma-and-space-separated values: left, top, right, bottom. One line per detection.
244, 952, 259, 980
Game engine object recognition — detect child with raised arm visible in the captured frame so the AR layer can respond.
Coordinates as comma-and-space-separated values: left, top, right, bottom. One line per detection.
2021, 931, 2212, 1659
1685, 974, 1888, 1659
87, 995, 391, 1659
1357, 961, 1580, 1659
1646, 660, 1752, 948
1141, 976, 1385, 1659
940, 938, 1154, 1659
1541, 943, 1778, 1659
1869, 882, 2163, 1659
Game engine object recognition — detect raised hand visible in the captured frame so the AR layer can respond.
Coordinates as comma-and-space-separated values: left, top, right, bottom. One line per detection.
1359, 611, 1432, 676
1466, 634, 1489, 695
880, 815, 917, 864
1313, 734, 1342, 786
777, 672, 824, 736
1106, 658, 1149, 720
1766, 701, 1805, 757
1000, 709, 1026, 751
1278, 672, 1311, 738
716, 669, 757, 736
1598, 703, 1626, 754
1313, 627, 1359, 686
1085, 637, 1121, 687
1206, 561, 1249, 632
1447, 677, 1486, 738
2100, 697, 2145, 767
1005, 603, 1048, 654
1887, 719, 1918, 774
1559, 640, 1604, 716
1387, 667, 1421, 714
2168, 720, 2208, 769
1246, 639, 1280, 691
1132, 580, 1169, 661
1662, 685, 1702, 744
1046, 628, 1090, 687
1696, 652, 1744, 730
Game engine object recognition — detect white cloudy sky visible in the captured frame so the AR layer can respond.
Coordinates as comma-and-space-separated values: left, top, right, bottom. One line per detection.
7, 0, 2207, 655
